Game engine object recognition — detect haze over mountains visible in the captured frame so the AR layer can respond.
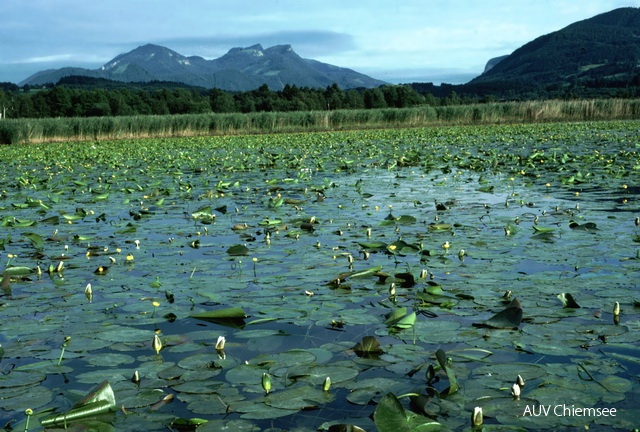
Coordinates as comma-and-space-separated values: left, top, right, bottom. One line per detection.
20, 44, 386, 91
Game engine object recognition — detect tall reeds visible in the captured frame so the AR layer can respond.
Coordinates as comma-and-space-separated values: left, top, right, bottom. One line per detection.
1, 98, 639, 144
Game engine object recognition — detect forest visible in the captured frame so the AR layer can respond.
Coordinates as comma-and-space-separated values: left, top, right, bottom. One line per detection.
0, 79, 442, 119
2, 74, 640, 121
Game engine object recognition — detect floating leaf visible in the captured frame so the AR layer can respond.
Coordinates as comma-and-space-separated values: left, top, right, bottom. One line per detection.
327, 425, 367, 432
373, 393, 442, 432
477, 185, 495, 193
384, 308, 416, 330
226, 244, 250, 256
395, 215, 417, 225
557, 292, 581, 308
532, 225, 556, 233
357, 241, 388, 251
41, 380, 116, 428
569, 220, 598, 231
192, 205, 213, 219
394, 272, 415, 288
264, 385, 331, 410
473, 298, 523, 329
427, 223, 452, 232
258, 218, 282, 226
353, 336, 383, 356
435, 348, 459, 395
2, 266, 33, 276
22, 232, 45, 251
170, 417, 209, 430
190, 307, 247, 328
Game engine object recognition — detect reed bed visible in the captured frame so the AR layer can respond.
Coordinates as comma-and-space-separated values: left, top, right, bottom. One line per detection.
1, 98, 639, 144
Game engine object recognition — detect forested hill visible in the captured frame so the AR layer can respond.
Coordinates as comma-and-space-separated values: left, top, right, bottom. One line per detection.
464, 7, 640, 97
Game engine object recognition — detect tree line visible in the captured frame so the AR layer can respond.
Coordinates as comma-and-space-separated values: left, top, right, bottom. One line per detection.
3, 73, 638, 121
0, 79, 477, 119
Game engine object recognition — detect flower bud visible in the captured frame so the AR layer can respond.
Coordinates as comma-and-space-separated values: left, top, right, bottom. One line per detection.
472, 406, 483, 426
85, 283, 93, 302
153, 334, 162, 355
215, 336, 226, 351
323, 376, 331, 392
262, 373, 272, 394
511, 383, 521, 399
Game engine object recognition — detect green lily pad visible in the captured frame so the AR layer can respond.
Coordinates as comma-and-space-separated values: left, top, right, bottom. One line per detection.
226, 244, 250, 256
264, 384, 332, 410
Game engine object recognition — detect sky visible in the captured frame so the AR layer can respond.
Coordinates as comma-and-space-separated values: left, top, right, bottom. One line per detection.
1, 0, 638, 85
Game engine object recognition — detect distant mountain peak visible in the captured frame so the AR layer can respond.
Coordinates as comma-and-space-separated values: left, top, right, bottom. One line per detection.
21, 43, 386, 90
227, 44, 265, 57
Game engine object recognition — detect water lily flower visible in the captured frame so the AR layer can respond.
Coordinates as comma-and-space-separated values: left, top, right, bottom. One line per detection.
132, 370, 140, 384
85, 283, 92, 303
323, 376, 331, 392
511, 382, 521, 399
262, 372, 272, 394
24, 408, 33, 431
153, 334, 162, 355
613, 301, 620, 317
472, 406, 483, 426
516, 374, 525, 388
215, 336, 226, 351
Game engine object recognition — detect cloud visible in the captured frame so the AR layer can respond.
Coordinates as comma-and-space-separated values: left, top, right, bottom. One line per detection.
151, 30, 356, 59
12, 54, 76, 64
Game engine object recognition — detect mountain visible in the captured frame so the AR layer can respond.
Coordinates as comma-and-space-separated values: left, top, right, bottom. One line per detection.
482, 56, 509, 74
20, 44, 386, 91
469, 7, 640, 90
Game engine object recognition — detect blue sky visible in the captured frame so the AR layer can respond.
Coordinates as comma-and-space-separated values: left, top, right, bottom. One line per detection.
1, 0, 637, 85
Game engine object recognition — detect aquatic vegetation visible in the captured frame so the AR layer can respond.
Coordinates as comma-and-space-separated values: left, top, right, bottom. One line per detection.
0, 121, 639, 430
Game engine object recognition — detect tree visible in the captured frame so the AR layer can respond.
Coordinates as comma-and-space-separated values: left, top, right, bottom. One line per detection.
0, 89, 11, 119
210, 88, 236, 113
363, 88, 387, 109
344, 89, 365, 109
324, 83, 344, 110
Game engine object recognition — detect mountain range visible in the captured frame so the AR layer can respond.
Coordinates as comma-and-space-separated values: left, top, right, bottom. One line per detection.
19, 7, 640, 97
20, 44, 386, 91
469, 7, 640, 92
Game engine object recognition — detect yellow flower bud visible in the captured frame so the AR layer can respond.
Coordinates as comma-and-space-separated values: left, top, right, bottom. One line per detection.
323, 376, 331, 392
262, 372, 272, 394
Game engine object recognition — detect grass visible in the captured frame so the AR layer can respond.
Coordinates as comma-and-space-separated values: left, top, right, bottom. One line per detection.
1, 98, 640, 144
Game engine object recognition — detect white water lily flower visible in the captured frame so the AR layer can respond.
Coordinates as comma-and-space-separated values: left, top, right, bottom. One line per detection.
215, 336, 226, 350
